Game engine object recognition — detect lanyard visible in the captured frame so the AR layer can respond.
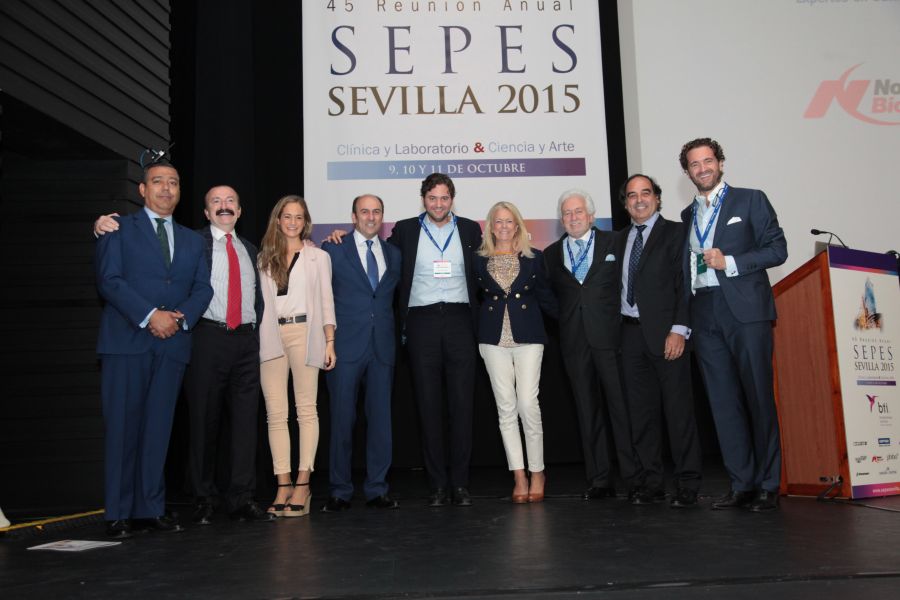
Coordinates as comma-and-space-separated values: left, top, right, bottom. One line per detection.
419, 212, 457, 256
566, 229, 594, 276
692, 183, 729, 248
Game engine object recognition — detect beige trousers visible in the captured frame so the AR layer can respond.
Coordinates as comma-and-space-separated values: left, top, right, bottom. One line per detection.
261, 322, 320, 474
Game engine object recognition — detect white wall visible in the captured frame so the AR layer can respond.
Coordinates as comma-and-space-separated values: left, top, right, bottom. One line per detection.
618, 0, 900, 282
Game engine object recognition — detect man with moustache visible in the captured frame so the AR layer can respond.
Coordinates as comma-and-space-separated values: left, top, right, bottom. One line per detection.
95, 161, 213, 538
94, 185, 273, 524
319, 195, 402, 512
389, 173, 482, 507
616, 174, 702, 508
679, 138, 787, 512
544, 189, 641, 500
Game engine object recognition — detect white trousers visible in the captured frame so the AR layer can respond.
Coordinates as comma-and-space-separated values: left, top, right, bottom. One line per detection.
478, 343, 545, 472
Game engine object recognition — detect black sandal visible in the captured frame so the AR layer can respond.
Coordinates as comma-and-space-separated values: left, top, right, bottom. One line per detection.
268, 482, 294, 517
282, 482, 311, 518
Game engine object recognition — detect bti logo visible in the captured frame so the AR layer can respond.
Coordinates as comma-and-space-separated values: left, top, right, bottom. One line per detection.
866, 395, 888, 414
805, 64, 900, 126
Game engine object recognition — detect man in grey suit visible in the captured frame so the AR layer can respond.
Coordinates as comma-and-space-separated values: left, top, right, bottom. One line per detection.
679, 138, 787, 512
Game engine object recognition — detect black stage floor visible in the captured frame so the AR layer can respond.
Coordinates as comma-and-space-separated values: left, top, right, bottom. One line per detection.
3, 465, 900, 599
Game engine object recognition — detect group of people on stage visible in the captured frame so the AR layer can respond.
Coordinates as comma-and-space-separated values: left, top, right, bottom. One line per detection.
92, 136, 787, 539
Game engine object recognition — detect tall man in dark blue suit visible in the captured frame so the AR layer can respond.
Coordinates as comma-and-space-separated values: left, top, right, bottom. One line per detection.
320, 195, 402, 511
95, 162, 213, 537
679, 138, 787, 512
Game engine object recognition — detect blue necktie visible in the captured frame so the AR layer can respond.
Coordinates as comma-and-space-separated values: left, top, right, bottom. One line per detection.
365, 239, 379, 290
627, 224, 647, 306
573, 239, 589, 282
155, 218, 171, 268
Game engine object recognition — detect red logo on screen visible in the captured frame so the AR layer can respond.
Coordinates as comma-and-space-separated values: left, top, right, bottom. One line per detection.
805, 64, 900, 126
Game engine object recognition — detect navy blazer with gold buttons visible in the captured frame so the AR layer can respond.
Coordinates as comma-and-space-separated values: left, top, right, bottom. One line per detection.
474, 250, 558, 345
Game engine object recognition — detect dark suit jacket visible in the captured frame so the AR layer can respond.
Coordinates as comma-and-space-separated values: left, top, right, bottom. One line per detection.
544, 227, 621, 350
322, 235, 402, 365
387, 214, 483, 329
680, 186, 787, 323
474, 250, 558, 345
615, 215, 689, 357
96, 210, 213, 364
197, 225, 264, 325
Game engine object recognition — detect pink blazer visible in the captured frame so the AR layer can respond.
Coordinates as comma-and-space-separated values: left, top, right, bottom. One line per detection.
259, 247, 336, 368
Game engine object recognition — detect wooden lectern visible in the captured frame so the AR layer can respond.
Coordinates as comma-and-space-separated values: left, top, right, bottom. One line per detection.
773, 244, 900, 499
772, 247, 846, 497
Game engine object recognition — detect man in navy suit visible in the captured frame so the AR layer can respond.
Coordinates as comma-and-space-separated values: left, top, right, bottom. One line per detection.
320, 194, 402, 511
95, 161, 213, 538
679, 138, 787, 512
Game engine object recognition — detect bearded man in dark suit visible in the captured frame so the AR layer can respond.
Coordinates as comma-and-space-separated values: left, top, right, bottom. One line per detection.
679, 137, 787, 512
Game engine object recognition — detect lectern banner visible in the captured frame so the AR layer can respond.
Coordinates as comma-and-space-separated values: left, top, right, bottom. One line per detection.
301, 1, 612, 244
828, 247, 900, 498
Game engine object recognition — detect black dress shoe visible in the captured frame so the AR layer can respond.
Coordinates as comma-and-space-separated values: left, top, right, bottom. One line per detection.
749, 489, 779, 512
452, 487, 473, 507
582, 486, 616, 500
631, 488, 667, 505
670, 488, 699, 509
132, 515, 185, 533
366, 495, 399, 509
321, 496, 352, 512
192, 503, 215, 525
106, 519, 132, 539
711, 490, 754, 510
230, 502, 276, 522
428, 488, 449, 507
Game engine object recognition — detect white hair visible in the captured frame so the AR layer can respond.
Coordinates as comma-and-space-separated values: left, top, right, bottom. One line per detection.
557, 188, 595, 217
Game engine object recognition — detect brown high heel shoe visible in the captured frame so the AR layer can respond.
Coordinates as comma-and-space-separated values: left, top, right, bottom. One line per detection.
527, 473, 546, 503
511, 471, 529, 504
511, 490, 529, 504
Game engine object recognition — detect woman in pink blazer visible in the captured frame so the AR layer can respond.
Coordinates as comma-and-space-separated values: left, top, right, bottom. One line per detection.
258, 195, 336, 517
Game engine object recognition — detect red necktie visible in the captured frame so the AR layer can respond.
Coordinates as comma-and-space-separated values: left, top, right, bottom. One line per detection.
225, 233, 242, 329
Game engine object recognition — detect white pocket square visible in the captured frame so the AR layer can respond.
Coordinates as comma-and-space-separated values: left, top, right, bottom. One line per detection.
726, 216, 742, 225
604, 254, 616, 262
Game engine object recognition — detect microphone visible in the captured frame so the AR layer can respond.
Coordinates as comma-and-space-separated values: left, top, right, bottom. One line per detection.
810, 228, 848, 248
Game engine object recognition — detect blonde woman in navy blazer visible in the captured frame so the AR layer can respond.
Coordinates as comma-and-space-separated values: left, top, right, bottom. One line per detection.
475, 202, 557, 503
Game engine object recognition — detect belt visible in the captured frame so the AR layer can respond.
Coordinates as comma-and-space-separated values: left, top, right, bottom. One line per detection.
694, 286, 719, 296
199, 318, 256, 333
278, 314, 307, 325
621, 315, 641, 325
408, 302, 469, 313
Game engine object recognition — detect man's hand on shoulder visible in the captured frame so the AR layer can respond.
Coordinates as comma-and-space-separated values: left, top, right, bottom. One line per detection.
323, 230, 349, 245
94, 213, 120, 237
